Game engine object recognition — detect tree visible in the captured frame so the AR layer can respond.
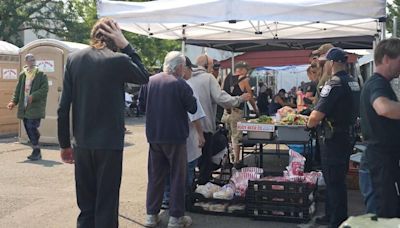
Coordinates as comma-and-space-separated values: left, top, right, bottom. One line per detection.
61, 0, 98, 44
80, 0, 180, 68
387, 0, 400, 36
0, 0, 180, 68
0, 0, 91, 46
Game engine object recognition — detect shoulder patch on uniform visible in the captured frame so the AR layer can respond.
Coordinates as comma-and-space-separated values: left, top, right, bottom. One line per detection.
320, 84, 332, 97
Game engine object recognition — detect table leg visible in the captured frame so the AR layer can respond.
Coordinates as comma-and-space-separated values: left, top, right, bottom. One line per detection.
260, 143, 263, 168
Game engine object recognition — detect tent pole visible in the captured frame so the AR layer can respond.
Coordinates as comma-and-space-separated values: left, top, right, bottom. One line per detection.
181, 27, 186, 54
181, 39, 185, 54
381, 21, 386, 40
231, 51, 234, 74
393, 16, 398, 38
372, 39, 378, 73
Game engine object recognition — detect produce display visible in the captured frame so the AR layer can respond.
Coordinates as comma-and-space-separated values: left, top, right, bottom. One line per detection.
277, 106, 295, 117
256, 115, 274, 124
279, 113, 308, 125
247, 115, 274, 124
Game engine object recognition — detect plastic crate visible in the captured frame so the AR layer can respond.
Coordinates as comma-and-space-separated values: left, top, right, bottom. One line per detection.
276, 125, 309, 141
187, 192, 247, 217
248, 179, 316, 194
246, 202, 316, 222
246, 190, 315, 207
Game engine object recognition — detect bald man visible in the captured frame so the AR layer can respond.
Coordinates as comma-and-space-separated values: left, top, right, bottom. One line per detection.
196, 55, 214, 73
188, 54, 251, 184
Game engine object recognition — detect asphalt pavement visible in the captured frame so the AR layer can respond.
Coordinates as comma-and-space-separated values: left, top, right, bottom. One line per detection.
0, 117, 366, 228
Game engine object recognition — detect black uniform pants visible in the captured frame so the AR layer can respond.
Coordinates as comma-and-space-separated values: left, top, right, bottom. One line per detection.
321, 163, 348, 227
197, 132, 214, 185
74, 147, 123, 228
320, 134, 351, 228
366, 149, 400, 218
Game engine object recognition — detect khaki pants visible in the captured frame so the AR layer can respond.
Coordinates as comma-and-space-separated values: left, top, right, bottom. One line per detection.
221, 108, 244, 148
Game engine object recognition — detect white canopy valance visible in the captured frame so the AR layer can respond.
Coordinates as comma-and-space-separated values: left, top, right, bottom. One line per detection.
97, 0, 386, 50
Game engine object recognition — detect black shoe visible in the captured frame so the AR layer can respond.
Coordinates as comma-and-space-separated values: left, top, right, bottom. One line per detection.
315, 215, 330, 225
27, 148, 42, 161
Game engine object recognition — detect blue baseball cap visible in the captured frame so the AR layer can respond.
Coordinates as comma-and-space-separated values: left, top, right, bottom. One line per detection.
326, 47, 348, 63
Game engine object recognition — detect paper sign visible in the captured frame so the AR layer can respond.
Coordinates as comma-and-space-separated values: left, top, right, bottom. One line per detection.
48, 80, 53, 86
237, 122, 275, 132
36, 60, 55, 73
2, 68, 18, 79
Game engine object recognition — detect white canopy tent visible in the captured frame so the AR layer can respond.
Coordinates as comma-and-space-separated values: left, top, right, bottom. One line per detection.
97, 0, 386, 51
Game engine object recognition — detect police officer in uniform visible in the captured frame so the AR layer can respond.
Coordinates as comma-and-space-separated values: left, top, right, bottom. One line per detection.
306, 47, 360, 228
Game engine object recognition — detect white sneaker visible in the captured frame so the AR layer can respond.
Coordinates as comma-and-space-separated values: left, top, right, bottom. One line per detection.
144, 214, 160, 227
167, 216, 192, 228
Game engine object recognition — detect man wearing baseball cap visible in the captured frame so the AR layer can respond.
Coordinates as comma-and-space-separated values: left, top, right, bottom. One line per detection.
222, 61, 259, 168
306, 47, 360, 227
7, 53, 48, 161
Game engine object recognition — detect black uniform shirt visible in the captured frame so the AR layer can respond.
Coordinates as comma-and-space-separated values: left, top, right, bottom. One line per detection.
315, 70, 355, 128
360, 73, 400, 150
315, 70, 359, 165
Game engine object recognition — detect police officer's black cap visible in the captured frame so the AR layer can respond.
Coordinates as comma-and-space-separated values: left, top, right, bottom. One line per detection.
326, 47, 348, 63
185, 56, 197, 70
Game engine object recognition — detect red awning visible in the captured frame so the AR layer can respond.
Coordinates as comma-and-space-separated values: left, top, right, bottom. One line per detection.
219, 50, 358, 68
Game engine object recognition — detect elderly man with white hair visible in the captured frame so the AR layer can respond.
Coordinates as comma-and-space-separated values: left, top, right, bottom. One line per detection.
139, 51, 197, 228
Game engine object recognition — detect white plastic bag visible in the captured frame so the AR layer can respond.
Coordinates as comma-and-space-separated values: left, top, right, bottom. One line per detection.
287, 149, 306, 176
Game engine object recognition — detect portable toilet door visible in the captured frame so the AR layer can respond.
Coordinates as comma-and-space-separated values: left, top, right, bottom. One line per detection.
19, 39, 88, 144
0, 41, 20, 137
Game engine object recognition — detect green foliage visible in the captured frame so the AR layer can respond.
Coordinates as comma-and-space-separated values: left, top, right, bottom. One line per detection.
124, 32, 181, 69
387, 0, 400, 36
0, 0, 95, 46
0, 0, 180, 68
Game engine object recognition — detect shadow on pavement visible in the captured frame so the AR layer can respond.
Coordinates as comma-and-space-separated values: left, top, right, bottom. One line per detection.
18, 159, 63, 167
119, 214, 146, 227
119, 210, 169, 227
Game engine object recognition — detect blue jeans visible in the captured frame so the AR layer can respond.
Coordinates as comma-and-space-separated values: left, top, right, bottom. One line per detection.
164, 159, 198, 203
23, 118, 41, 146
359, 168, 377, 214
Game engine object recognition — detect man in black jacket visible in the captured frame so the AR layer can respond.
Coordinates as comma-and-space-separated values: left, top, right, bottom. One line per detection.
57, 18, 149, 228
